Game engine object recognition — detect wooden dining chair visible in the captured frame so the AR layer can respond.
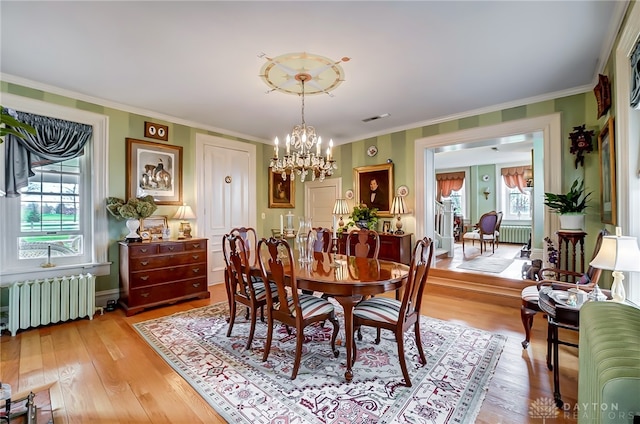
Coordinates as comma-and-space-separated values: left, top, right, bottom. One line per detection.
230, 227, 259, 267
257, 237, 340, 380
346, 229, 380, 259
309, 227, 332, 252
352, 237, 434, 387
223, 233, 277, 350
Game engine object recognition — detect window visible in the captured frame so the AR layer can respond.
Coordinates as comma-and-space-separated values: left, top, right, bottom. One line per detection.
501, 185, 531, 220
0, 93, 109, 280
442, 181, 466, 218
18, 158, 84, 260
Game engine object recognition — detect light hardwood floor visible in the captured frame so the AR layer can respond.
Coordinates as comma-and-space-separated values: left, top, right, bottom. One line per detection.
1, 272, 580, 424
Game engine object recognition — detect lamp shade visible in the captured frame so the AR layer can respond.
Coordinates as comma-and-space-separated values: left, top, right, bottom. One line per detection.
332, 198, 350, 215
172, 204, 196, 220
390, 196, 407, 215
589, 235, 640, 272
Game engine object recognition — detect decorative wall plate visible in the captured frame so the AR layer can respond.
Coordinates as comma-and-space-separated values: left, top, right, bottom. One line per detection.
396, 185, 409, 197
367, 145, 378, 157
345, 189, 354, 200
482, 174, 490, 182
144, 121, 169, 141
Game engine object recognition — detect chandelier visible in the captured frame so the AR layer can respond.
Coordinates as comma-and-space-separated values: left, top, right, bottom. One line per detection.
270, 74, 336, 182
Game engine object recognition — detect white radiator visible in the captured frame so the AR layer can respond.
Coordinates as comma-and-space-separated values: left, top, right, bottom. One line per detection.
7, 273, 96, 336
499, 226, 531, 244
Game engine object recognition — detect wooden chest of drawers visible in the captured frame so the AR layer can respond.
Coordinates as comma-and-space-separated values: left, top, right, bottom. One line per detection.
338, 232, 413, 265
118, 238, 210, 316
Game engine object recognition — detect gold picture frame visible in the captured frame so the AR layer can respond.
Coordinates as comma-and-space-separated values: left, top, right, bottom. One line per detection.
140, 215, 168, 235
126, 138, 183, 205
598, 117, 616, 225
268, 169, 295, 208
354, 163, 394, 217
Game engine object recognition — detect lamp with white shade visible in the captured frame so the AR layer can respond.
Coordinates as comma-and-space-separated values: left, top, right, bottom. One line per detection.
390, 196, 407, 235
589, 228, 640, 302
332, 199, 350, 229
172, 204, 196, 239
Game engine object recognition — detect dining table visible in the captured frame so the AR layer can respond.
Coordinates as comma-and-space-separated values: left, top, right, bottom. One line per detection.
251, 249, 410, 382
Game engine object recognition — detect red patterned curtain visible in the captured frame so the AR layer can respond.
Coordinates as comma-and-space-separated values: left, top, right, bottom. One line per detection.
436, 172, 465, 201
501, 166, 531, 194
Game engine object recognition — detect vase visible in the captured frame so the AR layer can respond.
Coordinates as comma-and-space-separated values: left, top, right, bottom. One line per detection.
356, 220, 369, 229
559, 213, 585, 231
125, 218, 142, 242
296, 217, 312, 263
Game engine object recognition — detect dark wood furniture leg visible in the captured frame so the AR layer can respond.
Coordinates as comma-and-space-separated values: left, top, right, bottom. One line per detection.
520, 305, 537, 348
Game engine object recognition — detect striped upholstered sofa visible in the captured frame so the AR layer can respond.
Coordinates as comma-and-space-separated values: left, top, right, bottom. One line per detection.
578, 301, 640, 423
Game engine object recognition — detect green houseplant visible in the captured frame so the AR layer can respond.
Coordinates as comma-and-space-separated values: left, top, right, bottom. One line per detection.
346, 203, 378, 231
544, 179, 591, 230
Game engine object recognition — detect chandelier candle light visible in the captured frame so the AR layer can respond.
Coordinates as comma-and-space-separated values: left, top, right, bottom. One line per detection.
589, 227, 640, 302
270, 74, 336, 183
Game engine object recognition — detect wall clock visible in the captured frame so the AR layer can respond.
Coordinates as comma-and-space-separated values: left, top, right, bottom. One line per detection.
367, 146, 378, 157
144, 121, 169, 141
482, 174, 490, 182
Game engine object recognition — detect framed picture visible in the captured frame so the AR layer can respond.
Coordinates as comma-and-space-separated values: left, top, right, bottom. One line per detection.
354, 163, 394, 217
268, 169, 295, 208
140, 230, 151, 241
140, 216, 168, 235
382, 220, 391, 233
126, 138, 183, 205
598, 117, 616, 225
594, 74, 611, 119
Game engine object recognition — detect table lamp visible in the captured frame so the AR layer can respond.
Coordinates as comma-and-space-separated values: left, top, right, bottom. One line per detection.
172, 203, 196, 239
332, 198, 350, 229
589, 228, 640, 302
390, 195, 407, 235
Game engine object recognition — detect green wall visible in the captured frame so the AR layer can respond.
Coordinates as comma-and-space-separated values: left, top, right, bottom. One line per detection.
0, 80, 610, 293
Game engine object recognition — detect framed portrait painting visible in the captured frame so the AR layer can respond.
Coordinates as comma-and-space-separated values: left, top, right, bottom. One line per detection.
598, 117, 616, 225
354, 163, 394, 217
268, 169, 295, 208
126, 138, 183, 205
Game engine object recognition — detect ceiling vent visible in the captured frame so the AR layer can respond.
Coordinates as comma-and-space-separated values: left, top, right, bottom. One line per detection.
362, 113, 390, 123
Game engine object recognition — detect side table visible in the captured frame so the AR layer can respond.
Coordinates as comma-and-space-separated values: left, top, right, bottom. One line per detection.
556, 231, 587, 282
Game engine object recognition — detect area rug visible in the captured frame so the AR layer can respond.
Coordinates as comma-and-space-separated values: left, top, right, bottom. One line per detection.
133, 301, 506, 424
456, 257, 514, 273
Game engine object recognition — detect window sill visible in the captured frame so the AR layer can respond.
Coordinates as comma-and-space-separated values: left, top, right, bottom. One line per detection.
0, 262, 111, 286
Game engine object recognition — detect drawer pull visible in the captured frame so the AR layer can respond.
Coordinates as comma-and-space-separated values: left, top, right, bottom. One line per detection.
191, 243, 201, 249
192, 283, 200, 288
140, 275, 149, 281
192, 268, 200, 273
192, 255, 200, 260
169, 267, 176, 272
168, 246, 175, 251
141, 292, 150, 298
140, 261, 149, 266
140, 248, 148, 253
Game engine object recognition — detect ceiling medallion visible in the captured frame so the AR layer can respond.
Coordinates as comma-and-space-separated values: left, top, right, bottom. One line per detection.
262, 52, 349, 183
259, 52, 349, 96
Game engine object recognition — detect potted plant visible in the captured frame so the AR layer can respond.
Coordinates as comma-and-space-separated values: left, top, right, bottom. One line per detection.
106, 195, 158, 241
346, 203, 378, 230
544, 179, 591, 230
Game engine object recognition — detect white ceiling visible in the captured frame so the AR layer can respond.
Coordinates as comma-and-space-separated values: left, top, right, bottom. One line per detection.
0, 1, 626, 149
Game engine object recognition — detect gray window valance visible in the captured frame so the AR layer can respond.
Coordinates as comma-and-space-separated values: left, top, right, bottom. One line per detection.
4, 110, 92, 197
631, 39, 640, 109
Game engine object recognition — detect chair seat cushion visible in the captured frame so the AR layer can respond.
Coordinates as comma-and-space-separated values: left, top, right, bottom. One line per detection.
353, 296, 401, 324
287, 294, 334, 319
521, 285, 539, 302
463, 231, 480, 240
252, 281, 278, 301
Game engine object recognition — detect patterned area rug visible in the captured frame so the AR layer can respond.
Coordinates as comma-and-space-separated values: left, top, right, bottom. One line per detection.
134, 301, 506, 424
457, 257, 514, 273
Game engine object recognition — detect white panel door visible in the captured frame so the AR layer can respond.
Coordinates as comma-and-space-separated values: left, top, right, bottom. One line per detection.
196, 134, 256, 285
305, 178, 342, 230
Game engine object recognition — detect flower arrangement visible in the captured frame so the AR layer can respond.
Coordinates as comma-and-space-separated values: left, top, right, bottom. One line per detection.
544, 236, 558, 266
106, 195, 157, 220
347, 203, 378, 230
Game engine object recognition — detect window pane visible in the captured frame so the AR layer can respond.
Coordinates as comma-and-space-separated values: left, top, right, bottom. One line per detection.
508, 190, 531, 217
18, 158, 82, 258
